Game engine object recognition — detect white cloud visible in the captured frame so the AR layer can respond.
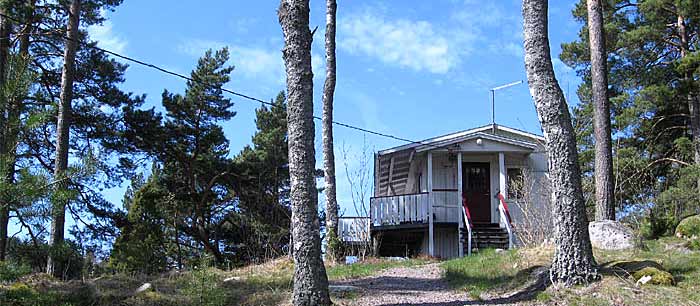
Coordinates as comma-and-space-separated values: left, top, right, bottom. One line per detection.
339, 11, 460, 74
87, 20, 127, 54
338, 2, 524, 74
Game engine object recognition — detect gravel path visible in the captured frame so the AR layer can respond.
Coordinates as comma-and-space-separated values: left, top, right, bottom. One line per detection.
332, 263, 473, 306
331, 262, 548, 306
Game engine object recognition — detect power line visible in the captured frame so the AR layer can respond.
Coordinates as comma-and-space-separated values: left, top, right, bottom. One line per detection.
0, 12, 449, 150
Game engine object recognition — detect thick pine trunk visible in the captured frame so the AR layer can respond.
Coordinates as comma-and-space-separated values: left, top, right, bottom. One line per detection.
278, 0, 331, 305
678, 15, 700, 193
522, 0, 599, 286
587, 0, 615, 221
47, 0, 81, 277
322, 0, 340, 262
0, 6, 12, 261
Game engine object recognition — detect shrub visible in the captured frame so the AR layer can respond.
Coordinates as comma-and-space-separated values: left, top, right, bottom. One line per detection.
676, 215, 700, 238
639, 214, 678, 239
0, 261, 31, 281
182, 268, 228, 306
687, 238, 700, 251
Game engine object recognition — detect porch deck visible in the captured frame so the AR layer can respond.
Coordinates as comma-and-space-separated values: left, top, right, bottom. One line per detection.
369, 191, 461, 228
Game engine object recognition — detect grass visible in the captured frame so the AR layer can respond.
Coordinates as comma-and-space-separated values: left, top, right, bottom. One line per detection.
442, 248, 531, 298
440, 238, 700, 305
1, 238, 698, 305
0, 257, 430, 306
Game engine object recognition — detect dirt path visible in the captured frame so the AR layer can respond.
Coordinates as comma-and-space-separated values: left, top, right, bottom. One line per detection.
331, 262, 548, 306
332, 263, 474, 306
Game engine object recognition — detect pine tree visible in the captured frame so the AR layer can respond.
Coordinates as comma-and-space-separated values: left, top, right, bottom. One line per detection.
322, 0, 340, 262
233, 92, 292, 262
120, 48, 236, 265
278, 0, 331, 304
0, 1, 12, 261
48, 0, 82, 276
523, 0, 600, 286
587, 0, 615, 221
110, 168, 168, 274
561, 0, 700, 229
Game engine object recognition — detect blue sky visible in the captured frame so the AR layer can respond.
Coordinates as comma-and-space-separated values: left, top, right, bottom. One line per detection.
84, 0, 583, 217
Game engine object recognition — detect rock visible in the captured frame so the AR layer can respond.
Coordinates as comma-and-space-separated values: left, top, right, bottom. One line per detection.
636, 275, 652, 286
588, 220, 635, 250
676, 215, 700, 239
632, 267, 674, 286
328, 285, 361, 294
495, 248, 505, 253
223, 276, 240, 282
134, 283, 152, 294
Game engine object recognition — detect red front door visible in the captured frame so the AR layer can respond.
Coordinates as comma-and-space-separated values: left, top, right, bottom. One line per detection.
463, 162, 491, 223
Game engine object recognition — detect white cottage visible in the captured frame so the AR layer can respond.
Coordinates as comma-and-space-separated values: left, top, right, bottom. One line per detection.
339, 124, 550, 259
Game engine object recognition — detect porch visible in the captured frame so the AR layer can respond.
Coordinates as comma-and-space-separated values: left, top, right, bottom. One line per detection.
371, 150, 518, 258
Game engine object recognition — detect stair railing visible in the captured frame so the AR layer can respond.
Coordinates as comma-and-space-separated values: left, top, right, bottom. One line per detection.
461, 194, 473, 256
496, 192, 514, 249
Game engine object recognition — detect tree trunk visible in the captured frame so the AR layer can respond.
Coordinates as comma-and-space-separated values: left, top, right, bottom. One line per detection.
0, 5, 12, 261
47, 0, 81, 277
522, 0, 599, 286
19, 0, 36, 56
322, 0, 340, 262
678, 14, 700, 192
278, 0, 331, 305
587, 0, 615, 221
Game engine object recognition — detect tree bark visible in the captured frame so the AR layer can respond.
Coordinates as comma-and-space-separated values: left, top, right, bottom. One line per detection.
587, 0, 615, 221
322, 0, 340, 262
0, 5, 12, 261
47, 0, 81, 277
522, 0, 599, 286
678, 14, 700, 192
19, 0, 36, 56
278, 0, 331, 305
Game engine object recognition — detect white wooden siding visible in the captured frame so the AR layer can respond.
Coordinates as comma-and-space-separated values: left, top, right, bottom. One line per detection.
421, 227, 459, 259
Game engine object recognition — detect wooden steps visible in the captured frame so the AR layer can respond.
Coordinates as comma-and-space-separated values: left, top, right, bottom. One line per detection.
460, 223, 510, 251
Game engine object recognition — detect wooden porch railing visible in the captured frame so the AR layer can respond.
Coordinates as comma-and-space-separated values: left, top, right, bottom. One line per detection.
370, 193, 429, 227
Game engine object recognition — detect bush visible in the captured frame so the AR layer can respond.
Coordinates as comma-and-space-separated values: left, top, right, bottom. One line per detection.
639, 214, 678, 239
676, 215, 700, 238
0, 261, 31, 281
687, 238, 700, 251
181, 268, 228, 306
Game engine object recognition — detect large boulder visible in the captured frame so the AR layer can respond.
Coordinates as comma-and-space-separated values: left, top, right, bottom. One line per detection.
588, 220, 635, 250
676, 215, 700, 239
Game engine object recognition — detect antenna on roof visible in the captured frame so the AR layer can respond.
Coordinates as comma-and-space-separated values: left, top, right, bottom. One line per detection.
490, 80, 523, 133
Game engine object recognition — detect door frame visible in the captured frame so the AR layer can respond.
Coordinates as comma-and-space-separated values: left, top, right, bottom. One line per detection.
460, 154, 497, 224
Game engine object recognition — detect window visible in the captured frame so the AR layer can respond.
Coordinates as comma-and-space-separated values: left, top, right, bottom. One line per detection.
507, 168, 524, 199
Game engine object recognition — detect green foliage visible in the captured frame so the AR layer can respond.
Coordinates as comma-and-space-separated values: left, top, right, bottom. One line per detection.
226, 92, 291, 263
118, 48, 238, 266
109, 169, 169, 274
0, 261, 31, 282
561, 0, 700, 226
181, 268, 228, 306
676, 215, 700, 238
46, 241, 85, 280
0, 281, 95, 306
639, 214, 678, 239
